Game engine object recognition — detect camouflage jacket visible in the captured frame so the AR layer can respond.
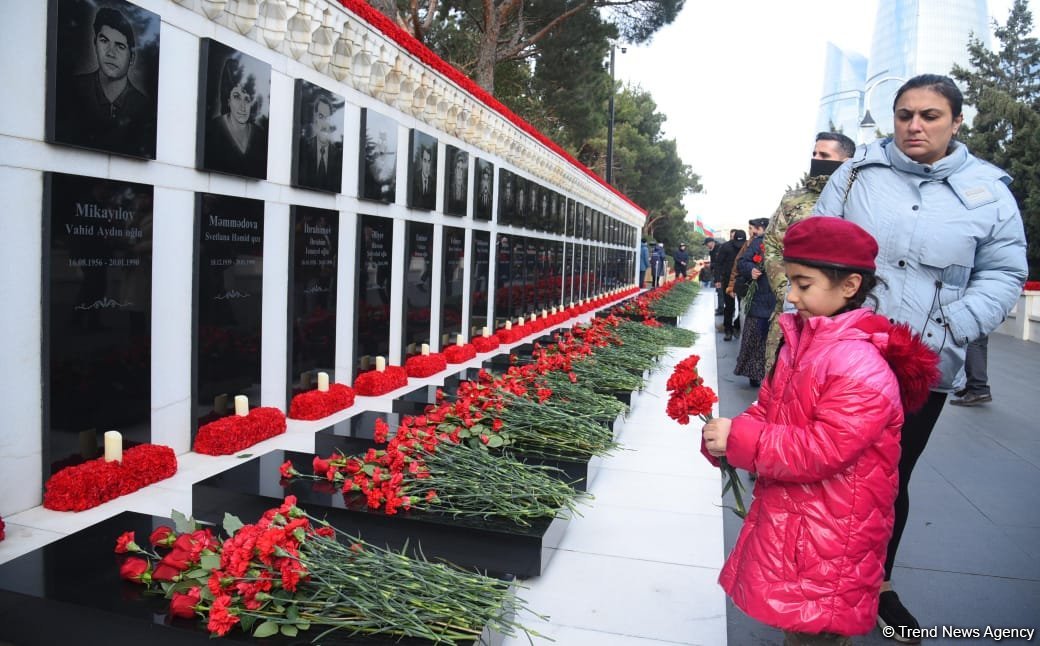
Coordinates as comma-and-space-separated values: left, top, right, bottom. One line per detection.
763, 173, 831, 303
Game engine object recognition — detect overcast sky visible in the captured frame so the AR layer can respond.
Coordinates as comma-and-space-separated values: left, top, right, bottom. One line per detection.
613, 0, 1036, 237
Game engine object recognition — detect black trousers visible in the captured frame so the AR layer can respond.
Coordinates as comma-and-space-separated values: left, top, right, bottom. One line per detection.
884, 391, 948, 580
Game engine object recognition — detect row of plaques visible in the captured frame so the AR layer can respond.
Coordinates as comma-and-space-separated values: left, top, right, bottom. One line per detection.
44, 0, 637, 245
42, 172, 632, 476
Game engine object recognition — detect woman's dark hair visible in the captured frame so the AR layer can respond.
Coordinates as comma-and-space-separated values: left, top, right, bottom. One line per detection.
893, 74, 963, 118
817, 267, 883, 314
218, 56, 260, 118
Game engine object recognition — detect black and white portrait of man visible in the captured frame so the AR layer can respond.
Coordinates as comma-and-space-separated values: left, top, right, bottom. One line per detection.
407, 129, 438, 210
48, 0, 160, 158
292, 80, 344, 193
474, 158, 493, 221
444, 145, 468, 217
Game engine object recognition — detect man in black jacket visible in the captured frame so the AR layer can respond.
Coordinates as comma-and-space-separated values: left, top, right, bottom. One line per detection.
713, 229, 746, 340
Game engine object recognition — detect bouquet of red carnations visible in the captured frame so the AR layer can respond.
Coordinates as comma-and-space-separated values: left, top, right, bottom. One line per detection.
666, 354, 746, 518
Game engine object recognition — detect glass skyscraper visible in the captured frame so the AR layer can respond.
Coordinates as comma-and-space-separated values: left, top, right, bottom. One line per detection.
818, 0, 990, 141
817, 43, 868, 136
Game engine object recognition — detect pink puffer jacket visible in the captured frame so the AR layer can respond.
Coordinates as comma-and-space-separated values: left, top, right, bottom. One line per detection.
716, 308, 938, 636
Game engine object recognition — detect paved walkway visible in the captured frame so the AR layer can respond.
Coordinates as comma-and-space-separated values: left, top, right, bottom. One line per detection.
710, 287, 1040, 645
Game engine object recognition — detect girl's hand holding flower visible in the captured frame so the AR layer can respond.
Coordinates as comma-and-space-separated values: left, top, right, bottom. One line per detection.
702, 417, 732, 457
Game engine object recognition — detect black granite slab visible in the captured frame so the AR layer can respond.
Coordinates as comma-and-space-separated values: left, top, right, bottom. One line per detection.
389, 383, 603, 492
0, 511, 506, 645
192, 443, 568, 578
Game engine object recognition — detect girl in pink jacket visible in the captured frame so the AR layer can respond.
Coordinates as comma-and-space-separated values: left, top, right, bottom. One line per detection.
702, 217, 939, 645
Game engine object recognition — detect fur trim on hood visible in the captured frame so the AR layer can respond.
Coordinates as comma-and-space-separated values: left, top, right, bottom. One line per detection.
853, 313, 941, 412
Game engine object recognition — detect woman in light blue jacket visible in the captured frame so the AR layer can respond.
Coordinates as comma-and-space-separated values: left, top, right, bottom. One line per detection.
813, 74, 1027, 641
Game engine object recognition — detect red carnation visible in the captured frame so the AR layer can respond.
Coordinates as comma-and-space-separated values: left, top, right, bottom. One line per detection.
169, 586, 201, 619
114, 530, 138, 554
149, 525, 176, 547
119, 557, 150, 583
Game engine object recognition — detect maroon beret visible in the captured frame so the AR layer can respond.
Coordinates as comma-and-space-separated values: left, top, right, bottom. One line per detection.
782, 216, 878, 273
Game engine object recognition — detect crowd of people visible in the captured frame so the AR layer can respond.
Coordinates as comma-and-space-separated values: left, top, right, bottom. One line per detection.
696, 74, 1028, 646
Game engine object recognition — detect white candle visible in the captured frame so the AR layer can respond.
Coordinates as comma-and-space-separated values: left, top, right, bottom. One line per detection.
482, 326, 490, 338
456, 335, 464, 346
104, 430, 122, 463
421, 343, 430, 356
542, 309, 548, 319
317, 372, 329, 392
505, 320, 512, 330
376, 356, 386, 372
234, 395, 249, 416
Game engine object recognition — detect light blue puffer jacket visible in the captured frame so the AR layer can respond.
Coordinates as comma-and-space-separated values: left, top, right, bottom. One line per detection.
813, 138, 1027, 391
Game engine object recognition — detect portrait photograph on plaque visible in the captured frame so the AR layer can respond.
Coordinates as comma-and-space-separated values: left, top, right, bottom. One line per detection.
196, 39, 271, 180
354, 215, 393, 378
46, 0, 160, 159
291, 80, 345, 193
358, 108, 397, 203
42, 172, 153, 473
497, 168, 514, 226
474, 158, 493, 221
407, 129, 438, 210
288, 206, 338, 400
443, 145, 469, 217
193, 193, 264, 432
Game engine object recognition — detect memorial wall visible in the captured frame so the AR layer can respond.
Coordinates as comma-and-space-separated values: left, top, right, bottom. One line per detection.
0, 0, 645, 516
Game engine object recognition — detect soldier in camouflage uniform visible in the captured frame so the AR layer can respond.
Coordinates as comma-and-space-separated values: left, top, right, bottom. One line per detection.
763, 132, 856, 372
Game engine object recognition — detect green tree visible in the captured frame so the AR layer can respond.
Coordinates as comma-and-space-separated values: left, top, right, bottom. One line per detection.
952, 0, 1040, 278
371, 0, 682, 93
579, 87, 701, 249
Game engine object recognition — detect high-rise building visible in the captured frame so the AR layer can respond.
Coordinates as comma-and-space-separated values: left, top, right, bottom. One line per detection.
817, 43, 868, 136
818, 0, 990, 141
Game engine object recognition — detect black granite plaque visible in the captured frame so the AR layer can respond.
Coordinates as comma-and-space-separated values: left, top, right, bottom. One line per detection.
443, 145, 468, 217
46, 0, 160, 159
511, 236, 527, 317
193, 193, 263, 431
497, 168, 514, 226
493, 234, 511, 327
288, 206, 337, 399
359, 108, 397, 203
355, 214, 393, 378
474, 158, 493, 221
440, 226, 465, 345
402, 222, 433, 354
469, 231, 490, 337
514, 176, 527, 229
527, 182, 539, 231
43, 173, 152, 474
564, 242, 575, 304
407, 129, 437, 210
291, 80, 345, 193
0, 511, 507, 645
192, 448, 569, 578
196, 39, 271, 180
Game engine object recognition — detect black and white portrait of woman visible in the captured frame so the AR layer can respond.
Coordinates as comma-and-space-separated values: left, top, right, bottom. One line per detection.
47, 0, 160, 158
197, 39, 270, 180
